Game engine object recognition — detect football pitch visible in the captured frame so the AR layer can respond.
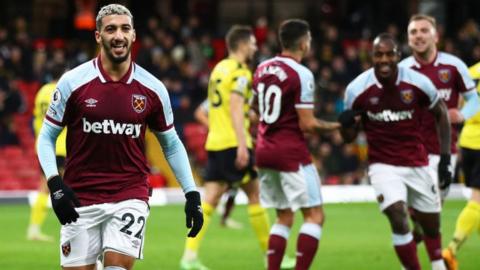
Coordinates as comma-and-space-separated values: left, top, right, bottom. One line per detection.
1, 201, 478, 270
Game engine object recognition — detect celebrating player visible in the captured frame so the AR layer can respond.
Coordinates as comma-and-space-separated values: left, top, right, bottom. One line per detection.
180, 25, 294, 270
36, 4, 203, 270
253, 19, 340, 270
340, 33, 451, 270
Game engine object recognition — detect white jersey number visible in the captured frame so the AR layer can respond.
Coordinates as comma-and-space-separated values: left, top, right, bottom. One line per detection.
257, 83, 282, 124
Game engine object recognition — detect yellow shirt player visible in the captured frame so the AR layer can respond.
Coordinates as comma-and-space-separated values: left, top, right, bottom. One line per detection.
180, 25, 295, 270
442, 62, 480, 269
205, 58, 253, 151
27, 64, 67, 242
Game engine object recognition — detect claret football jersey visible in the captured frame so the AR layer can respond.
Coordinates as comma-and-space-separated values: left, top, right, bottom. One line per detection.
344, 66, 440, 167
399, 52, 476, 154
253, 56, 314, 171
45, 56, 174, 205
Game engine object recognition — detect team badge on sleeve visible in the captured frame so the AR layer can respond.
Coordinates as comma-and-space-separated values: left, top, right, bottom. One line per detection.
132, 94, 147, 113
438, 69, 451, 83
400, 89, 414, 104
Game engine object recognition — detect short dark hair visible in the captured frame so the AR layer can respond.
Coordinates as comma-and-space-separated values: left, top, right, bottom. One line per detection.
278, 19, 310, 50
373, 33, 399, 50
409, 14, 437, 29
226, 25, 253, 52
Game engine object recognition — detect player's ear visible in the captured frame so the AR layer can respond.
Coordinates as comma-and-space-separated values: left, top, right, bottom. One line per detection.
95, 30, 101, 43
132, 29, 136, 43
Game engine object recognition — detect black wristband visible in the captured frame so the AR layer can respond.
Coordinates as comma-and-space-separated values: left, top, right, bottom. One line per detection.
47, 175, 63, 191
439, 154, 451, 164
185, 191, 201, 203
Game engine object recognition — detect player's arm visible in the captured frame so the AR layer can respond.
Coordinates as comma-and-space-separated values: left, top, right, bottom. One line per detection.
431, 99, 453, 190
449, 90, 480, 123
230, 74, 249, 169
431, 99, 451, 157
297, 108, 340, 134
153, 128, 203, 237
194, 99, 209, 128
338, 82, 362, 143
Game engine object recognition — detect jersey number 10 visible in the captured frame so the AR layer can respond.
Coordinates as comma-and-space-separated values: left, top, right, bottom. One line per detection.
257, 83, 282, 124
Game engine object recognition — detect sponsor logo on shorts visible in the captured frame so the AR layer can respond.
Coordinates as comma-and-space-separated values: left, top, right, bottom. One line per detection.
377, 194, 384, 203
62, 241, 71, 257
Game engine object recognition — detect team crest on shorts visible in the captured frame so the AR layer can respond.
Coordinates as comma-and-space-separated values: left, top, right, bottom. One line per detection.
132, 94, 147, 113
377, 194, 384, 203
400, 89, 414, 104
438, 69, 451, 83
61, 241, 71, 257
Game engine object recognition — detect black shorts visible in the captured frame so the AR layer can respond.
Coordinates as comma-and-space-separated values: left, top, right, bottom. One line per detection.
461, 147, 480, 188
204, 147, 257, 184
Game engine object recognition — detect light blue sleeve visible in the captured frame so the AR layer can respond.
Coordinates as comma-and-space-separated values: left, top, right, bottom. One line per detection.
37, 122, 62, 179
153, 128, 197, 193
460, 90, 480, 119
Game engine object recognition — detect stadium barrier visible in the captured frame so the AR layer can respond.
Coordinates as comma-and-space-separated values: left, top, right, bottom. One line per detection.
0, 184, 471, 206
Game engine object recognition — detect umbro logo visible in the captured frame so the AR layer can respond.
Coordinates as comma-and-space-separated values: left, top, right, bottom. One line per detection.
85, 98, 98, 107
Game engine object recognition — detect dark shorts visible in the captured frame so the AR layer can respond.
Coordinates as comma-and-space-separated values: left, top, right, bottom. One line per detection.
204, 147, 257, 184
461, 147, 480, 188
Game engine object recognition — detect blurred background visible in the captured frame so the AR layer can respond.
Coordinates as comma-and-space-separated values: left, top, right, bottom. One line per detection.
1, 0, 480, 192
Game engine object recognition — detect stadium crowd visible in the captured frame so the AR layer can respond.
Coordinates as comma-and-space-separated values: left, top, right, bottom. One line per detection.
1, 2, 480, 187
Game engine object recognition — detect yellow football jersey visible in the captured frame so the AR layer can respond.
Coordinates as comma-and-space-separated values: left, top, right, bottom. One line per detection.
33, 82, 67, 156
459, 63, 480, 149
205, 58, 253, 151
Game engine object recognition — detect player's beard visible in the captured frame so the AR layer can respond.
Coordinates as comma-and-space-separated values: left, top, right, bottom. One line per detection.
102, 38, 131, 64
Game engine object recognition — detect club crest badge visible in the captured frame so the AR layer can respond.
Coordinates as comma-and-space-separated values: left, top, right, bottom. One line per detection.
132, 94, 147, 113
62, 241, 71, 257
438, 69, 451, 83
400, 89, 414, 104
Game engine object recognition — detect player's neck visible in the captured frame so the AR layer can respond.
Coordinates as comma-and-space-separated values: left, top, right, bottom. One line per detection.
229, 52, 246, 65
280, 50, 302, 62
414, 47, 437, 65
100, 52, 132, 81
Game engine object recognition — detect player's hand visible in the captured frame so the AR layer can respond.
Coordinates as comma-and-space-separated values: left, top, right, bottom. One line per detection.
438, 154, 452, 190
47, 175, 80, 225
185, 191, 203, 237
235, 145, 249, 170
448, 108, 464, 124
338, 110, 362, 128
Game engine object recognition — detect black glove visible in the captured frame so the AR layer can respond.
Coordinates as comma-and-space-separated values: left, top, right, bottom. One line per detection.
338, 109, 360, 128
438, 154, 452, 190
185, 191, 204, 237
47, 175, 80, 225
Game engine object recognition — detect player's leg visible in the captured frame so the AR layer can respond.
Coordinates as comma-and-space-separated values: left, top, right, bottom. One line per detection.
383, 202, 421, 270
241, 177, 271, 253
181, 181, 226, 270
220, 186, 243, 228
267, 209, 294, 270
406, 164, 445, 270
412, 210, 446, 270
369, 163, 420, 270
27, 178, 53, 241
102, 199, 150, 270
443, 147, 480, 270
296, 206, 324, 270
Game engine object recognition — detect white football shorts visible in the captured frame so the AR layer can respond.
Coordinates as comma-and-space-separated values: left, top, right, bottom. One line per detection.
60, 199, 149, 267
428, 154, 458, 199
258, 163, 323, 211
368, 163, 441, 213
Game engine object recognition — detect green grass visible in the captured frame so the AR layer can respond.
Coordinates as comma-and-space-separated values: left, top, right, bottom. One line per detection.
0, 201, 478, 269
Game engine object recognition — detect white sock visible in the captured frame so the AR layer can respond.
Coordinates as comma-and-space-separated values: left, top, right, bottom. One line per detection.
104, 266, 127, 270
431, 259, 447, 270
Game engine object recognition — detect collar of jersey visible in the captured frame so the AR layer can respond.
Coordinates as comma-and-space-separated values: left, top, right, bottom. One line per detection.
94, 56, 134, 84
